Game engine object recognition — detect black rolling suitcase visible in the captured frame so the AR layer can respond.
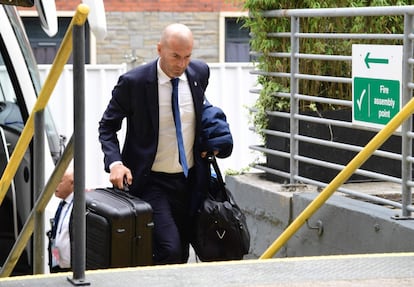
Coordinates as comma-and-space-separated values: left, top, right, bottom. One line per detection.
85, 188, 153, 269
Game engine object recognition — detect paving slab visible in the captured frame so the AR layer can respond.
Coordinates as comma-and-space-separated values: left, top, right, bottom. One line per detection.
1, 253, 413, 287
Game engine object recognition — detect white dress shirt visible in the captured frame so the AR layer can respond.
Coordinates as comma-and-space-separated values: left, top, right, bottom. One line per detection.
54, 192, 74, 268
151, 59, 195, 173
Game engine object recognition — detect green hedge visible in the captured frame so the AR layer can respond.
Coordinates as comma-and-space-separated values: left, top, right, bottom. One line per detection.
242, 0, 414, 133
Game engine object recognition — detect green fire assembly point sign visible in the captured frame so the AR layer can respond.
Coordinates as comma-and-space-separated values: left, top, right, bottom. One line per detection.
352, 44, 402, 129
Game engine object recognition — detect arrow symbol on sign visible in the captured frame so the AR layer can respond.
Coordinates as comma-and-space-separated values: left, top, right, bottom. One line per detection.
364, 52, 389, 69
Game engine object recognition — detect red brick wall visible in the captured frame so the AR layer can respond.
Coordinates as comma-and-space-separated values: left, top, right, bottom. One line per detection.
54, 0, 243, 12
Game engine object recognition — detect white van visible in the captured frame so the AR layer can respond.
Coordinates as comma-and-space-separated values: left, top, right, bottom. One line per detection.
0, 0, 106, 275
0, 2, 60, 275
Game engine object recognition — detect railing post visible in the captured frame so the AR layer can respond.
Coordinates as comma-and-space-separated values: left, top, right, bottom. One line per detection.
400, 13, 414, 218
33, 109, 45, 274
67, 22, 89, 286
290, 16, 300, 183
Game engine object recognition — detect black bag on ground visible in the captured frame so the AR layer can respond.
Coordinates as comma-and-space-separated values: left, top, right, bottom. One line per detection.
85, 187, 154, 269
191, 156, 250, 262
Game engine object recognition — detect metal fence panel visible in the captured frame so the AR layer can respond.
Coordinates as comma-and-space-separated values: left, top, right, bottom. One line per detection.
248, 5, 414, 215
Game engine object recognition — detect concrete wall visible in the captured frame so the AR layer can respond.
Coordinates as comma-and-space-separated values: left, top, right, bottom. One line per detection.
226, 174, 414, 259
20, 0, 243, 64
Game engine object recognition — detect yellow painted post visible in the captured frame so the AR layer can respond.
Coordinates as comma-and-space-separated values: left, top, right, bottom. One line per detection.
0, 4, 89, 206
260, 96, 414, 259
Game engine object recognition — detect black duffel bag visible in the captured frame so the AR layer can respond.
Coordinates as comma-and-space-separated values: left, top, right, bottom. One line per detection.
191, 156, 250, 262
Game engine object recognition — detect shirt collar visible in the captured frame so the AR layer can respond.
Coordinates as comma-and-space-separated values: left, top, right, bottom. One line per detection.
157, 58, 187, 84
64, 192, 74, 204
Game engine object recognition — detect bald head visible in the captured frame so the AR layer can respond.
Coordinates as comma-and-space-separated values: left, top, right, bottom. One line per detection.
55, 167, 74, 200
157, 23, 194, 78
160, 23, 193, 48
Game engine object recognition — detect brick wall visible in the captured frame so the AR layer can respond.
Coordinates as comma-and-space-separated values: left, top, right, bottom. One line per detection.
55, 0, 243, 12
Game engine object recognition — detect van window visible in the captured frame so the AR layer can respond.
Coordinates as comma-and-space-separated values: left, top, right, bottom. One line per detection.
0, 51, 17, 103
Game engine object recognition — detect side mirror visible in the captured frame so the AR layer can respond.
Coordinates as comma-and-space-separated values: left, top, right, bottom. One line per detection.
82, 0, 107, 41
1, 0, 107, 40
0, 0, 34, 6
34, 0, 58, 37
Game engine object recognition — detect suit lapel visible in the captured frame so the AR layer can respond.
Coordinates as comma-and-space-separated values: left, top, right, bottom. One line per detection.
186, 68, 205, 153
186, 70, 204, 122
145, 61, 159, 132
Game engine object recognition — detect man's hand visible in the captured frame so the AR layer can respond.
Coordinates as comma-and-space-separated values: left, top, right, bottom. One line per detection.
110, 163, 133, 190
201, 150, 219, 158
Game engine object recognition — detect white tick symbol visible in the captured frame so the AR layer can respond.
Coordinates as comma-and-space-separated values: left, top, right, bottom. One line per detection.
357, 89, 366, 110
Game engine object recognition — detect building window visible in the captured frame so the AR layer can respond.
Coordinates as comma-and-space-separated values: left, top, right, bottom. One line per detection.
22, 17, 90, 64
224, 17, 250, 62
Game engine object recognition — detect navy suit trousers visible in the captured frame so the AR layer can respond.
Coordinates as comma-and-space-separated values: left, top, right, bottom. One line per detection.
137, 169, 194, 264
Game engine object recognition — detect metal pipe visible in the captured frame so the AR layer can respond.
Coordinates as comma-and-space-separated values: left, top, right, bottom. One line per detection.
261, 5, 414, 18
400, 13, 414, 217
289, 16, 300, 183
67, 19, 89, 286
293, 175, 407, 210
260, 94, 414, 259
265, 32, 403, 40
33, 109, 45, 274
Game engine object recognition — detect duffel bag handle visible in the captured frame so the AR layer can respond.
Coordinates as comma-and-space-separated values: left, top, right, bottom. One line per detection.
207, 155, 225, 187
207, 155, 232, 202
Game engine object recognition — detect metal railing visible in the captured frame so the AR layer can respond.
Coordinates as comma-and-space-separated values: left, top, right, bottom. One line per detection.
250, 6, 414, 216
0, 4, 89, 282
247, 6, 414, 258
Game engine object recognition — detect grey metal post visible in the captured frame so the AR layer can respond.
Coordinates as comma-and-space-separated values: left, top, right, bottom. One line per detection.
290, 16, 300, 183
67, 24, 89, 286
400, 13, 413, 218
33, 109, 45, 274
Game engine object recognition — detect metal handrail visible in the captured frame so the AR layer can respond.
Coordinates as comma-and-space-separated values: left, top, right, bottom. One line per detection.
0, 136, 73, 277
260, 89, 414, 259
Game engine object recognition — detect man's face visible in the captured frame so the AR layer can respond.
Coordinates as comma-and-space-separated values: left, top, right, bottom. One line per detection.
158, 37, 193, 78
55, 173, 73, 199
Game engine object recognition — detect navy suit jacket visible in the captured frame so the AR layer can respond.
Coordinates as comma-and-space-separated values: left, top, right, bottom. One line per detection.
99, 59, 232, 210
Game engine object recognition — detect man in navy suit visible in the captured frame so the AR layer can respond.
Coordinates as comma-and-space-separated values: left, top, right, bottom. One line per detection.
98, 23, 233, 264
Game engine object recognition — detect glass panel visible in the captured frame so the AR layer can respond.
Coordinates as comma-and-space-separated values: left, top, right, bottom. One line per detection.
0, 51, 17, 103
6, 6, 61, 162
225, 18, 250, 62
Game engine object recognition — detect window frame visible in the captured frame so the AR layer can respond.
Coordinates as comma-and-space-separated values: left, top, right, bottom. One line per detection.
219, 11, 249, 63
